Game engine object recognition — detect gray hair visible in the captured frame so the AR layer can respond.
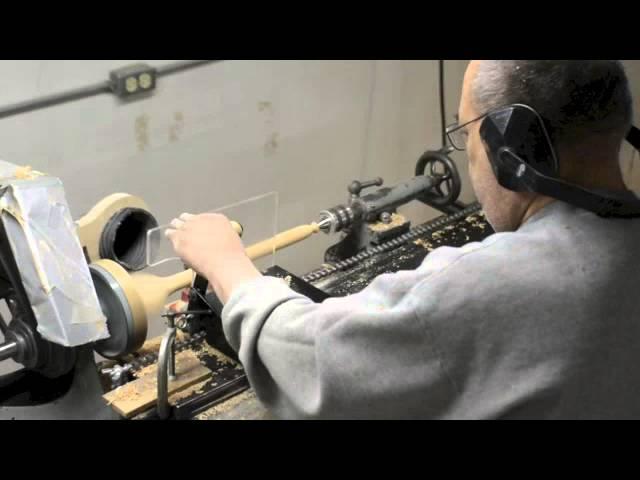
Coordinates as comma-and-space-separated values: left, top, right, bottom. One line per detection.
472, 60, 633, 146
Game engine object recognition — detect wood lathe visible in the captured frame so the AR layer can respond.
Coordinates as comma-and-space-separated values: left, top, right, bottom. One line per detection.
0, 148, 494, 420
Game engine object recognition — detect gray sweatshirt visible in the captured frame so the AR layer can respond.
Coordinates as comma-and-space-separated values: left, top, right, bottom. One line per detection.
221, 201, 640, 419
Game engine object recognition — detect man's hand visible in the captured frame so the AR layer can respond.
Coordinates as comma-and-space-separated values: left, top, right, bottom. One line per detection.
165, 213, 262, 304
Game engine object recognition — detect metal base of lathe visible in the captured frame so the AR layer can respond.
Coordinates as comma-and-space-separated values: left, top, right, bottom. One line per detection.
0, 346, 120, 420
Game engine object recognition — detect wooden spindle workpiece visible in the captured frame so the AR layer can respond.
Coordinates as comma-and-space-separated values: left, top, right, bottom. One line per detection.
245, 223, 320, 259
131, 222, 319, 317
92, 221, 320, 358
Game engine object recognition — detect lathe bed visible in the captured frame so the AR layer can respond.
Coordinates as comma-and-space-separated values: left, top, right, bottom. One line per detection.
113, 203, 494, 420
308, 203, 491, 297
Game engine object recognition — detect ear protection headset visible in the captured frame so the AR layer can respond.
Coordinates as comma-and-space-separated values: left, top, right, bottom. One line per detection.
479, 103, 640, 218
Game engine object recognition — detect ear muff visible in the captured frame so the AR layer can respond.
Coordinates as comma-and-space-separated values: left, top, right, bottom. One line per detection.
476, 103, 640, 218
479, 104, 559, 192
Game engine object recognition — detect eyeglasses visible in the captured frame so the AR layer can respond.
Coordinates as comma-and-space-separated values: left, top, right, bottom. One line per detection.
447, 103, 551, 151
446, 111, 491, 152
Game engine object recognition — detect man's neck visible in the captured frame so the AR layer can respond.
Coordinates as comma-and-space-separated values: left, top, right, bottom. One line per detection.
521, 195, 556, 226
557, 140, 628, 191
563, 164, 628, 192
520, 163, 629, 227
517, 138, 630, 227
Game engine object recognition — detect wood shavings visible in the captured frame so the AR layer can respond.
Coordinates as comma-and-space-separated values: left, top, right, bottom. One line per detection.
14, 166, 41, 180
133, 362, 159, 379
168, 378, 215, 403
470, 222, 487, 231
283, 275, 292, 287
198, 341, 237, 366
414, 238, 435, 252
196, 390, 256, 420
368, 213, 407, 232
103, 349, 211, 418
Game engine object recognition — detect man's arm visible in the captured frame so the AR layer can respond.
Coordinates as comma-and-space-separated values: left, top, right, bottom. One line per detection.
220, 255, 468, 419
165, 212, 480, 419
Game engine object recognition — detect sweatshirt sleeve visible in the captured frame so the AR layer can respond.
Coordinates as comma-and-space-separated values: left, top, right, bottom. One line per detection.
220, 244, 483, 419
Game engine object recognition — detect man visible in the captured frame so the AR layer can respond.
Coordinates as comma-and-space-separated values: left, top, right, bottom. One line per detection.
166, 60, 640, 419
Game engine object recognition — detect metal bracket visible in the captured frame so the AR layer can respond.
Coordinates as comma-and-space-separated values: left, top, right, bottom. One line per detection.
156, 318, 177, 420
